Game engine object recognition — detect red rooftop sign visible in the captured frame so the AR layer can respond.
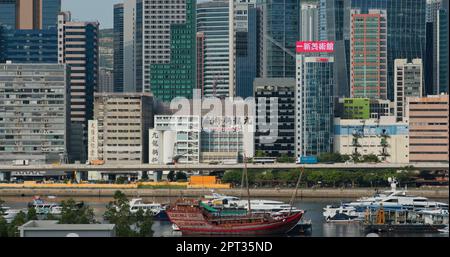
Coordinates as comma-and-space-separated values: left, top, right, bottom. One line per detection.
296, 41, 335, 53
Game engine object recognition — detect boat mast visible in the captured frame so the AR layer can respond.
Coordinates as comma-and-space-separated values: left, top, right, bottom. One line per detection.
244, 153, 251, 215
289, 166, 304, 215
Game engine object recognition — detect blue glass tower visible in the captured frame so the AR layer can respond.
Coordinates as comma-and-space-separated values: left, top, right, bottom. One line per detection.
260, 0, 300, 78
41, 0, 61, 29
236, 7, 259, 99
0, 28, 58, 63
0, 0, 16, 29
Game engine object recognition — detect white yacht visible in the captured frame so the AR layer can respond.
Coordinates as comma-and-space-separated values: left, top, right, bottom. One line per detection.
1, 206, 26, 222
323, 178, 448, 221
204, 193, 302, 215
128, 198, 168, 219
28, 197, 62, 215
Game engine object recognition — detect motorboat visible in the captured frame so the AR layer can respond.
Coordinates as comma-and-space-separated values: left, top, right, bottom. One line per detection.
129, 198, 168, 220
438, 225, 449, 234
1, 206, 26, 223
203, 193, 302, 215
28, 196, 61, 215
323, 178, 448, 221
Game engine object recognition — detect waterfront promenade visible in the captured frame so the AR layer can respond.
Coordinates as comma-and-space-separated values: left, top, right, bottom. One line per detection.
0, 187, 448, 199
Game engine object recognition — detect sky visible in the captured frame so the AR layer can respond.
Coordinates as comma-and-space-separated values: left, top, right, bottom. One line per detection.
62, 0, 122, 29
62, 0, 210, 29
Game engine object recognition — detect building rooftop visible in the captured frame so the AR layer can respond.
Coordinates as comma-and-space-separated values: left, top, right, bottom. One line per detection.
20, 220, 115, 231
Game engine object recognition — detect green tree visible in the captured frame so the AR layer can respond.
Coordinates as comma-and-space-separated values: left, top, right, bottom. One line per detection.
175, 171, 187, 181
26, 207, 37, 221
59, 199, 96, 224
103, 190, 154, 237
277, 154, 295, 163
222, 170, 242, 185
0, 216, 8, 237
167, 171, 175, 182
361, 154, 380, 163
255, 150, 266, 158
8, 211, 27, 237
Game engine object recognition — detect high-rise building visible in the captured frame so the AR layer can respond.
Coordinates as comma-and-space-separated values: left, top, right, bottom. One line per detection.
0, 63, 70, 165
99, 68, 114, 93
300, 4, 319, 41
425, 0, 449, 95
115, 0, 143, 93
113, 3, 124, 93
230, 0, 259, 99
319, 0, 350, 98
295, 42, 335, 158
58, 12, 99, 163
143, 0, 197, 102
350, 9, 387, 100
89, 93, 153, 164
0, 0, 17, 28
254, 78, 296, 157
394, 59, 423, 121
406, 95, 449, 163
197, 0, 230, 98
350, 0, 427, 101
196, 32, 205, 95
260, 0, 300, 78
0, 0, 61, 30
0, 28, 58, 63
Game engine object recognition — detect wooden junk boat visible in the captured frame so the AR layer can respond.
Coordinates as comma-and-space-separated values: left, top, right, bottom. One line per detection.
167, 199, 303, 235
166, 156, 305, 236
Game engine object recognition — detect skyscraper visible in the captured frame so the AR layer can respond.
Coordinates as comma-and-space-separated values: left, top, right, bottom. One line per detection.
319, 0, 350, 98
143, 0, 197, 102
113, 3, 124, 93
58, 12, 99, 163
123, 0, 143, 93
0, 0, 61, 30
295, 42, 335, 158
260, 0, 300, 78
0, 63, 70, 165
350, 0, 427, 101
300, 4, 319, 41
350, 9, 387, 100
230, 0, 259, 99
426, 0, 449, 95
197, 0, 230, 98
394, 59, 423, 121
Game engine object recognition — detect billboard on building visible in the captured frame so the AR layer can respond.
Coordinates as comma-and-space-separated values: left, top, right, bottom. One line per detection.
296, 41, 335, 53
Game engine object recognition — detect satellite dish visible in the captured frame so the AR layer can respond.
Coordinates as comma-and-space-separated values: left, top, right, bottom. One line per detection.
366, 233, 380, 237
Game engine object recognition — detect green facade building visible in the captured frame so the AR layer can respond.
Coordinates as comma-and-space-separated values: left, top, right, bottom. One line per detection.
342, 98, 370, 119
149, 0, 197, 102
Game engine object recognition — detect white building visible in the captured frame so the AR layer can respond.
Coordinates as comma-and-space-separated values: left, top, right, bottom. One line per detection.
394, 59, 423, 121
149, 116, 201, 164
334, 116, 409, 163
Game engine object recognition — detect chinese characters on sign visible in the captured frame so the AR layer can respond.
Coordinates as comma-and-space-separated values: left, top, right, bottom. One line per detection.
296, 41, 335, 53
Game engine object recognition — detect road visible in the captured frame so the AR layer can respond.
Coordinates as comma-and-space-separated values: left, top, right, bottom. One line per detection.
0, 162, 448, 173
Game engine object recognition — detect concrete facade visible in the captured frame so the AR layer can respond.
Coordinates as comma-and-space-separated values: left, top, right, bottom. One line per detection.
334, 116, 410, 163
0, 63, 69, 165
407, 95, 449, 163
89, 93, 154, 165
394, 59, 423, 121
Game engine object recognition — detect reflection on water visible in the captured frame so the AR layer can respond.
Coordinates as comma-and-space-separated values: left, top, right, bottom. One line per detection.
1, 196, 448, 237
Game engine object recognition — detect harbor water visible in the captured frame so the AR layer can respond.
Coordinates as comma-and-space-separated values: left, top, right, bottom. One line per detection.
1, 196, 448, 237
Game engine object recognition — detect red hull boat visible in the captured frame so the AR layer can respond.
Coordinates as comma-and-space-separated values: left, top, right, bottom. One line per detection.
167, 199, 304, 236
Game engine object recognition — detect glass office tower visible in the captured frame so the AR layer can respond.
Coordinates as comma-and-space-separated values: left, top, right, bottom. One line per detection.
260, 0, 300, 78
113, 3, 124, 93
350, 0, 427, 101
